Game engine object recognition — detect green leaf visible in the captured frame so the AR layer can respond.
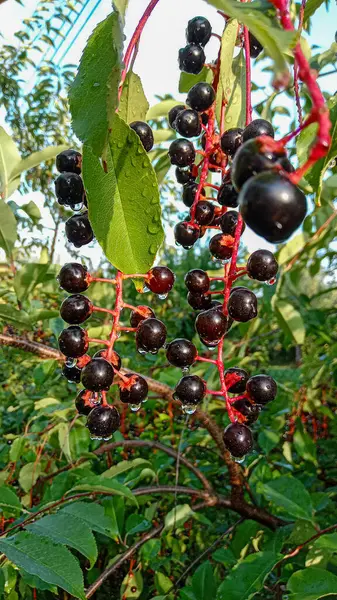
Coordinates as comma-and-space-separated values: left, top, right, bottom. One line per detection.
112, 0, 129, 21
69, 13, 123, 157
27, 513, 97, 568
192, 562, 216, 600
13, 263, 50, 303
102, 458, 151, 478
215, 20, 239, 126
83, 114, 164, 273
9, 438, 26, 462
118, 71, 149, 124
125, 514, 151, 539
121, 570, 143, 599
19, 462, 42, 493
155, 572, 172, 594
10, 145, 68, 180
277, 233, 307, 266
147, 99, 180, 120
217, 551, 280, 600
224, 50, 246, 130
58, 422, 72, 463
258, 476, 313, 522
0, 127, 21, 200
287, 567, 337, 600
20, 201, 42, 224
0, 304, 31, 329
60, 501, 116, 537
293, 423, 317, 464
179, 66, 213, 93
164, 504, 194, 530
274, 300, 305, 345
68, 475, 138, 505
304, 0, 325, 22
0, 568, 4, 596
0, 486, 22, 513
0, 532, 85, 600
0, 200, 17, 259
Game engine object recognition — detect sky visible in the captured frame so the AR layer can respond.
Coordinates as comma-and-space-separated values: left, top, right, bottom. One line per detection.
0, 0, 336, 266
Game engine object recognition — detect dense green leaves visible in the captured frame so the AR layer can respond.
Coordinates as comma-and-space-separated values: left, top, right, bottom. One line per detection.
13, 263, 51, 304
0, 486, 22, 513
0, 200, 17, 260
118, 71, 149, 124
0, 304, 31, 329
215, 19, 239, 127
273, 300, 305, 345
192, 562, 216, 600
83, 113, 164, 273
60, 502, 116, 537
287, 567, 337, 600
258, 476, 313, 522
217, 552, 280, 599
0, 127, 22, 199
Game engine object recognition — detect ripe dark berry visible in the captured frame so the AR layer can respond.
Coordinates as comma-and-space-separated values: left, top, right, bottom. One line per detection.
246, 374, 277, 405
186, 16, 212, 46
220, 128, 243, 158
169, 105, 185, 129
130, 121, 154, 152
58, 326, 88, 358
169, 139, 195, 167
174, 375, 206, 405
86, 405, 120, 440
228, 287, 257, 322
174, 222, 199, 248
186, 82, 215, 112
55, 173, 84, 208
75, 389, 97, 415
242, 118, 274, 142
209, 234, 233, 261
187, 291, 212, 310
136, 317, 167, 354
185, 269, 210, 294
130, 306, 155, 328
147, 266, 175, 295
81, 358, 114, 391
220, 211, 245, 236
195, 307, 228, 344
182, 181, 205, 207
62, 364, 82, 383
217, 182, 239, 207
56, 149, 82, 174
60, 294, 93, 325
239, 172, 307, 243
179, 44, 205, 74
175, 109, 201, 138
249, 33, 263, 59
175, 167, 195, 185
166, 338, 197, 368
93, 349, 122, 371
232, 399, 261, 425
223, 422, 253, 457
231, 138, 293, 191
224, 367, 249, 394
194, 200, 214, 225
119, 373, 148, 404
65, 212, 94, 248
247, 249, 278, 281
58, 263, 89, 294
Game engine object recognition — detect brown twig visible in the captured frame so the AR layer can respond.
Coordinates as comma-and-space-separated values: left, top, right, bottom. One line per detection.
274, 522, 337, 568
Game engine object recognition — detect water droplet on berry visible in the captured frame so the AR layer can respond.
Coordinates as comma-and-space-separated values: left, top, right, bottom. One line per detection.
137, 347, 147, 355
265, 277, 276, 286
143, 285, 149, 293
66, 357, 76, 367
158, 293, 168, 300
221, 258, 231, 265
181, 366, 190, 374
181, 404, 197, 415
231, 455, 245, 464
130, 403, 142, 412
72, 202, 83, 212
175, 241, 181, 247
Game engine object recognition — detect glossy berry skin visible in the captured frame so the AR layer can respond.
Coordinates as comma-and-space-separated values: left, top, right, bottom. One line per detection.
147, 266, 175, 295
174, 222, 199, 248
194, 200, 214, 225
169, 105, 185, 129
166, 338, 197, 368
130, 121, 154, 152
93, 349, 122, 371
246, 374, 277, 405
175, 167, 195, 185
65, 212, 94, 248
60, 294, 93, 325
56, 149, 82, 174
187, 291, 212, 311
174, 375, 206, 405
242, 119, 274, 142
249, 33, 263, 59
220, 211, 245, 236
232, 399, 261, 425
195, 307, 228, 344
62, 364, 82, 383
185, 269, 210, 294
169, 139, 195, 167
179, 44, 205, 74
209, 234, 233, 261
224, 367, 249, 394
58, 326, 88, 358
182, 182, 204, 207
55, 172, 84, 207
217, 183, 239, 207
81, 358, 114, 391
130, 306, 155, 328
175, 109, 201, 138
58, 263, 89, 293
239, 172, 307, 243
119, 374, 148, 404
86, 405, 120, 439
75, 389, 97, 416
247, 249, 278, 281
220, 128, 243, 158
186, 82, 215, 112
186, 16, 212, 46
231, 138, 293, 191
228, 287, 257, 322
136, 317, 167, 353
223, 422, 253, 458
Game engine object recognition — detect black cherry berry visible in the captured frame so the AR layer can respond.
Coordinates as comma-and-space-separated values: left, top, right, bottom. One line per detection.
249, 33, 263, 59
75, 389, 97, 415
247, 249, 278, 281
81, 358, 114, 391
56, 149, 82, 174
174, 375, 206, 406
147, 266, 175, 295
166, 338, 197, 368
217, 182, 239, 207
130, 121, 154, 152
168, 105, 186, 129
55, 173, 84, 208
194, 201, 214, 225
223, 422, 253, 457
186, 16, 212, 46
174, 222, 199, 248
224, 367, 249, 393
195, 307, 228, 344
179, 44, 205, 74
209, 234, 233, 261
65, 212, 93, 248
93, 349, 122, 371
232, 399, 261, 425
246, 374, 277, 405
185, 269, 210, 294
58, 326, 89, 358
60, 294, 93, 324
136, 317, 167, 353
242, 118, 274, 142
175, 167, 195, 185
220, 128, 243, 158
186, 82, 215, 112
182, 182, 204, 207
187, 292, 212, 311
175, 109, 201, 138
228, 288, 257, 322
169, 139, 195, 167
130, 306, 155, 328
58, 263, 89, 293
220, 211, 245, 236
62, 364, 82, 383
119, 373, 148, 404
86, 405, 120, 440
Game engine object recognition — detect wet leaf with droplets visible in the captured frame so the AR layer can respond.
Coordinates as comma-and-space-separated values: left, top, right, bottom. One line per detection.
118, 70, 149, 124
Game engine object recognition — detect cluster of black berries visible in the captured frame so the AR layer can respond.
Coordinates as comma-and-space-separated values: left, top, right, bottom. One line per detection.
179, 16, 212, 75
57, 262, 174, 440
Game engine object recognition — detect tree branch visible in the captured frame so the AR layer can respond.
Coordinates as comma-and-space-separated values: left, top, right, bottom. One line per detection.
0, 333, 62, 359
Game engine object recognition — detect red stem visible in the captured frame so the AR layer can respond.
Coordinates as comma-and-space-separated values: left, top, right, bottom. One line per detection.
107, 270, 124, 361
